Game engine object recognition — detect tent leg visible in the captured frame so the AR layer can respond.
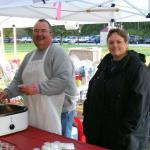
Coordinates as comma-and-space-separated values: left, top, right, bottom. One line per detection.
13, 25, 17, 59
0, 28, 5, 55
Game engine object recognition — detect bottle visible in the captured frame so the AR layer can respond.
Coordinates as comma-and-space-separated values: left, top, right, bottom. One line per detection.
75, 74, 81, 87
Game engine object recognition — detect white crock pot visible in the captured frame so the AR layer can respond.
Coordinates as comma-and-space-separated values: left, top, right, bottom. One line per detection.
0, 104, 28, 136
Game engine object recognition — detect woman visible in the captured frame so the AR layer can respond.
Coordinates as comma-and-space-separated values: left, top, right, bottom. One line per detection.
83, 28, 150, 150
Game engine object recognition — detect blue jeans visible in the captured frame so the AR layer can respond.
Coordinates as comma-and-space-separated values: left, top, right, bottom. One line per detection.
61, 110, 75, 138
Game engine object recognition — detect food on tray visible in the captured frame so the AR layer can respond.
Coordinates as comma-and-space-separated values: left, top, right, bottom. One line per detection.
0, 105, 20, 114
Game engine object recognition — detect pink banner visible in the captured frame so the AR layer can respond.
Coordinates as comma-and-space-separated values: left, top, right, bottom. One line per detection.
52, 0, 62, 20
56, 1, 62, 20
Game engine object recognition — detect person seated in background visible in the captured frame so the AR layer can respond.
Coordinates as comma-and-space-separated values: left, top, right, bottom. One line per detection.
61, 60, 78, 138
83, 28, 150, 150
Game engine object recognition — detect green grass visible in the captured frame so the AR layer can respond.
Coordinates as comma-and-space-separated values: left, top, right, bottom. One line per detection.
3, 43, 150, 64
4, 43, 35, 61
4, 43, 36, 53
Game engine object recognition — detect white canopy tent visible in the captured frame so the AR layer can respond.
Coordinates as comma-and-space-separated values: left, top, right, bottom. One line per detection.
0, 0, 149, 23
0, 0, 150, 58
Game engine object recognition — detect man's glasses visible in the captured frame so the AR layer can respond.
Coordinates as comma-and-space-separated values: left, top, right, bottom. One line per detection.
33, 29, 51, 33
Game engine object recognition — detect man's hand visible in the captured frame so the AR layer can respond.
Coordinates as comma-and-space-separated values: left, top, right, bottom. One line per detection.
0, 91, 9, 103
18, 84, 37, 95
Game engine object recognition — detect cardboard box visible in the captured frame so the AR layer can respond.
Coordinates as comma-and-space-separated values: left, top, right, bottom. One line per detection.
69, 47, 101, 62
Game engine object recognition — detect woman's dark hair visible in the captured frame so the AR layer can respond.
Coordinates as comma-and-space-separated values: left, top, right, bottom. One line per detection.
107, 28, 128, 43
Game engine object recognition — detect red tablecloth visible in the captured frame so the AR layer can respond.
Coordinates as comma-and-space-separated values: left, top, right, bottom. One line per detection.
0, 126, 108, 150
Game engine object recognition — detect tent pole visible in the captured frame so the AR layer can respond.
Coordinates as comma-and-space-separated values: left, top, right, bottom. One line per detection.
12, 24, 17, 59
0, 28, 5, 55
108, 19, 115, 30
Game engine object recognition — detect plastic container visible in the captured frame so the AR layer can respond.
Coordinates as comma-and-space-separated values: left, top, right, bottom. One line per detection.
75, 75, 81, 87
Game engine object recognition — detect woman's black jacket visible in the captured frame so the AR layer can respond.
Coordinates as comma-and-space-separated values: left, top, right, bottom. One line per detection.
83, 51, 150, 150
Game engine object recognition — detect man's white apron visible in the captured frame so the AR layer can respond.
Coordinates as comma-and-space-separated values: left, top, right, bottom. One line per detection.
22, 47, 64, 135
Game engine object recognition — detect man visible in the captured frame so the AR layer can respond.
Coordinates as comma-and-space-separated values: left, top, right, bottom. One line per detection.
0, 19, 74, 135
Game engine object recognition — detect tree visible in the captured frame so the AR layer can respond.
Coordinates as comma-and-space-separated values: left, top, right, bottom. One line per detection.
3, 28, 13, 37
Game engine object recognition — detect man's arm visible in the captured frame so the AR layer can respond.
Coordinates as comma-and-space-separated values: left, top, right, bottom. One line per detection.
4, 52, 32, 98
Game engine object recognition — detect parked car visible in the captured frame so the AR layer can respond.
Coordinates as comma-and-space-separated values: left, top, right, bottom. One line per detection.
144, 36, 150, 44
68, 36, 78, 44
52, 36, 61, 43
128, 35, 143, 44
77, 36, 89, 43
19, 37, 32, 43
4, 37, 11, 43
87, 35, 100, 44
4, 37, 14, 43
63, 36, 71, 43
